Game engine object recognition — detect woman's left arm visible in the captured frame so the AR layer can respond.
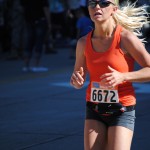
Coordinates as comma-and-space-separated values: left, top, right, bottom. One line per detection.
121, 29, 150, 82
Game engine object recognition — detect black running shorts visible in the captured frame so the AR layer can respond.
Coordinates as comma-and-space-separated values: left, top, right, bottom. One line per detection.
86, 104, 136, 131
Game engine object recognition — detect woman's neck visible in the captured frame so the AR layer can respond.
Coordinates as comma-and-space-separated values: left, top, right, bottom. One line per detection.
93, 20, 116, 39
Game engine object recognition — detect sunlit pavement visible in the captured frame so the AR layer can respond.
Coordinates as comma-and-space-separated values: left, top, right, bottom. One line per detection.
0, 45, 150, 150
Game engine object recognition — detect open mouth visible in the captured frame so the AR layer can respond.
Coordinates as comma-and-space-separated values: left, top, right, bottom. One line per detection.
94, 12, 102, 16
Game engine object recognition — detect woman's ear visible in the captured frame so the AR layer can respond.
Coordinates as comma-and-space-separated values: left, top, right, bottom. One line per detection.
113, 6, 118, 12
111, 6, 118, 16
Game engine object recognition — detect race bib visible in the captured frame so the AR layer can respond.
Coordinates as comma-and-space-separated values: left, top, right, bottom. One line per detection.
90, 82, 119, 103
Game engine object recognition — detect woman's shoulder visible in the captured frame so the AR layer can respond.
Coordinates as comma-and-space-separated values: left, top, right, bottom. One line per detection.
120, 27, 142, 47
75, 34, 89, 55
120, 28, 137, 42
120, 27, 145, 53
77, 34, 88, 48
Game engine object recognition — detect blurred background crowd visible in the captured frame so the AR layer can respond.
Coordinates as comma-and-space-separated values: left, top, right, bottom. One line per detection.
0, 0, 149, 72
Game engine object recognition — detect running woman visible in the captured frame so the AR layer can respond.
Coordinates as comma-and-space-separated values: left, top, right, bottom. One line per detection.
70, 0, 150, 150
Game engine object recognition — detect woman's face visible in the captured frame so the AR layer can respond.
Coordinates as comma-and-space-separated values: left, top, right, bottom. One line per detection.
88, 0, 117, 23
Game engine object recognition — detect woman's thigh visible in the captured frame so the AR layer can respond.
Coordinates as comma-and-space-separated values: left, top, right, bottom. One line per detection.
107, 126, 133, 150
84, 119, 107, 150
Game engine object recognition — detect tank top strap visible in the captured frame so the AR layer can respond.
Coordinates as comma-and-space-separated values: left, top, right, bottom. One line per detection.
114, 25, 123, 48
84, 30, 93, 56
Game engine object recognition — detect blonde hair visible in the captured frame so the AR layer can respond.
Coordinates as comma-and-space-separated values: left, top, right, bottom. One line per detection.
113, 1, 150, 42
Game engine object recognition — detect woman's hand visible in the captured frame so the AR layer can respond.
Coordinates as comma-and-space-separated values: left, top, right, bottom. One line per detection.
100, 66, 125, 88
70, 67, 85, 89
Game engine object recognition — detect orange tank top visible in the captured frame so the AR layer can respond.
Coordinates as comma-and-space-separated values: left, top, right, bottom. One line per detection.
84, 25, 136, 106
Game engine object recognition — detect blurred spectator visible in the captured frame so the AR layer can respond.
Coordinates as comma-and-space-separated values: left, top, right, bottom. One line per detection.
0, 0, 5, 55
21, 0, 51, 72
44, 0, 55, 54
44, 0, 67, 54
1, 0, 12, 57
80, 0, 88, 16
69, 8, 94, 59
6, 0, 24, 60
66, 0, 81, 40
76, 8, 93, 39
49, 0, 67, 40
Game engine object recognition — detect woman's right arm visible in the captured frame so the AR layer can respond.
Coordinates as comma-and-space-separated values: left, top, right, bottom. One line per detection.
70, 36, 87, 89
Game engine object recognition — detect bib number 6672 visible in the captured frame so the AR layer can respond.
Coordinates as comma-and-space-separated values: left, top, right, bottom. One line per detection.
90, 88, 119, 103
